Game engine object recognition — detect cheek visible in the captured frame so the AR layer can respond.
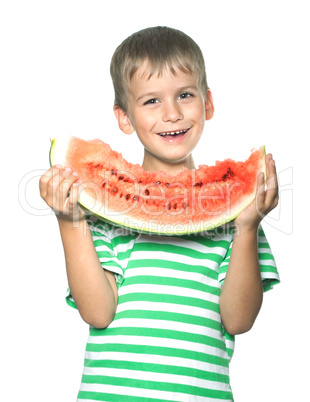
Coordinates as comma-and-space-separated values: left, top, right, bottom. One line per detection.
188, 101, 205, 119
134, 112, 156, 132
193, 106, 206, 130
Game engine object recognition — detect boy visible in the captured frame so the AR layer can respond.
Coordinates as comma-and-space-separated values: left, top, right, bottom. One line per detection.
40, 26, 279, 401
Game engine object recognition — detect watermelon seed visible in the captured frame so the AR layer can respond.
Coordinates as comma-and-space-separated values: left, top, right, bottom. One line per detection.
125, 194, 131, 200
173, 203, 177, 210
145, 189, 150, 195
227, 168, 235, 176
111, 169, 117, 175
155, 181, 161, 185
120, 192, 123, 198
118, 176, 124, 180
182, 203, 187, 209
133, 195, 139, 201
166, 183, 170, 187
102, 182, 106, 188
113, 187, 118, 193
167, 203, 171, 210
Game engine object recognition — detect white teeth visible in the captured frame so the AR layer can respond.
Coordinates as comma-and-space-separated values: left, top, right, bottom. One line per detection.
159, 129, 188, 136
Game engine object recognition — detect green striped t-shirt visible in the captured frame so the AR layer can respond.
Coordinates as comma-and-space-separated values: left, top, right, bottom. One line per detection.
67, 216, 279, 402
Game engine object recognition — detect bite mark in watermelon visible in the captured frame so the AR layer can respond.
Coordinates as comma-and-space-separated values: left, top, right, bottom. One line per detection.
49, 136, 266, 235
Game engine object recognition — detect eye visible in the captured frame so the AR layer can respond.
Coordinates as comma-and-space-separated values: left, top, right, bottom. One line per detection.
144, 98, 159, 105
178, 92, 193, 100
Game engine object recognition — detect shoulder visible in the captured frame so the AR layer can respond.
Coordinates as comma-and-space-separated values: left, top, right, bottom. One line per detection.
198, 222, 235, 242
86, 215, 113, 235
87, 215, 139, 243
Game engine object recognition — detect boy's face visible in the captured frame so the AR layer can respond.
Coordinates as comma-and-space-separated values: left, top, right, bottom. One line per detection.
114, 62, 214, 173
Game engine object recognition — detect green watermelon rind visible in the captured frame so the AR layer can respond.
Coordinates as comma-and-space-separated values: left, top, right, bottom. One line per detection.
49, 137, 266, 235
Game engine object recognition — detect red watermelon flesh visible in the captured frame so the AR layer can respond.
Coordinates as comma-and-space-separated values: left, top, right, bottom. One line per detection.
49, 136, 266, 235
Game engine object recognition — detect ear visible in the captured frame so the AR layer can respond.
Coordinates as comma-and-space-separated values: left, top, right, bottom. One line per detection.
113, 105, 135, 135
205, 89, 215, 121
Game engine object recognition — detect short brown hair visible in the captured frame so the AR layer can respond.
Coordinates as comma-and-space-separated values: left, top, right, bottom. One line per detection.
110, 26, 208, 112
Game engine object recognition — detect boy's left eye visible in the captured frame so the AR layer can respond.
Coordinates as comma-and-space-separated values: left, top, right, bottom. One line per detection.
178, 92, 193, 100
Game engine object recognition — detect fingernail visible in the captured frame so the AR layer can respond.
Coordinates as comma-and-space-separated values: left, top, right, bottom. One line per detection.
72, 171, 79, 177
65, 167, 71, 173
55, 164, 62, 169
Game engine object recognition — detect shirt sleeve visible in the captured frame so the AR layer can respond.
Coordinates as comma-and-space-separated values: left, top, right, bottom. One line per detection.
66, 216, 136, 309
87, 216, 125, 282
218, 224, 280, 292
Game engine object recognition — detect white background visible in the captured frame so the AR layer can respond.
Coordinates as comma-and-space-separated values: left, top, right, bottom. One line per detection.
1, 0, 308, 400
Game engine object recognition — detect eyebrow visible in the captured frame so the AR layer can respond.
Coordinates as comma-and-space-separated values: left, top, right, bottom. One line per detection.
135, 85, 199, 103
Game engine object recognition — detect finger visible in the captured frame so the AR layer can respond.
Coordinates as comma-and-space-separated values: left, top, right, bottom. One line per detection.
44, 167, 75, 207
39, 165, 62, 198
265, 156, 279, 207
265, 153, 272, 164
66, 182, 81, 219
255, 171, 266, 217
59, 168, 79, 203
68, 182, 80, 206
67, 182, 87, 222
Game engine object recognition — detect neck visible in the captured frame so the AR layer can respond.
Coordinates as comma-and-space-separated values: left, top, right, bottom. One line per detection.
142, 152, 195, 174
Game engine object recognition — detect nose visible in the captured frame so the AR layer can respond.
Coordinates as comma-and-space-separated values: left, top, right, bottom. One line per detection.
162, 101, 183, 122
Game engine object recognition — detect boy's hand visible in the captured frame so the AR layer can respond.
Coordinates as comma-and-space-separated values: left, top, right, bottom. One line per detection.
39, 165, 86, 222
234, 153, 279, 231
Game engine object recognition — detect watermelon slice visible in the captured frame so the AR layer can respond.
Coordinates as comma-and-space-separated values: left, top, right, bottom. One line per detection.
49, 136, 266, 235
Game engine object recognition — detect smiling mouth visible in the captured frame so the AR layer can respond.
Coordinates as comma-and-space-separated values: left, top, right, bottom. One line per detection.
157, 128, 190, 137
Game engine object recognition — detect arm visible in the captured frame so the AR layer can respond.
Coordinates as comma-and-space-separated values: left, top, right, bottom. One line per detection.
40, 165, 118, 328
219, 154, 278, 335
